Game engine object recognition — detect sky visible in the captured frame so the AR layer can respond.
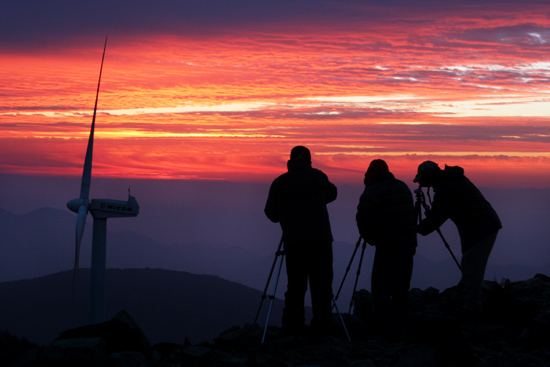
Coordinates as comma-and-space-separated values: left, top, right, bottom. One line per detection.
1, 0, 549, 187
0, 1, 550, 315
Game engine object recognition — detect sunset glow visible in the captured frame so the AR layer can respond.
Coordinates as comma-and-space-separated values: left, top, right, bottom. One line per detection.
1, 1, 549, 187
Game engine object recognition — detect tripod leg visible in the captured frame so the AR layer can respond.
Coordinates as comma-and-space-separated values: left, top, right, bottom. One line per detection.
254, 237, 284, 324
261, 250, 285, 344
333, 236, 362, 306
349, 239, 368, 314
332, 295, 352, 342
415, 201, 423, 225
436, 229, 463, 272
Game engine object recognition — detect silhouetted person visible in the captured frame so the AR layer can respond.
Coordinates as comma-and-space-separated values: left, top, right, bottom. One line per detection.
414, 161, 502, 318
356, 160, 417, 340
264, 146, 337, 338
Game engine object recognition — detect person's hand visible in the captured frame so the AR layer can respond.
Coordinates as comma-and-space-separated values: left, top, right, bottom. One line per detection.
416, 223, 431, 236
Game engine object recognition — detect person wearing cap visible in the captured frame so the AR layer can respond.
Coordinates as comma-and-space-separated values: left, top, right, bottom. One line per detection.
265, 146, 337, 338
413, 161, 502, 318
356, 159, 417, 339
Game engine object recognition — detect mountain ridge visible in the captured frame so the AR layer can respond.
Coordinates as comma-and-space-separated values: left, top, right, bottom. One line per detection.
0, 268, 287, 345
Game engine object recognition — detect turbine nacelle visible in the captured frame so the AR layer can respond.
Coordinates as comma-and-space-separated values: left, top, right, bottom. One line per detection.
89, 195, 139, 219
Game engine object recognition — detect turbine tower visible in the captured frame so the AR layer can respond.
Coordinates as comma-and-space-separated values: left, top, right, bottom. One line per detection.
67, 38, 139, 324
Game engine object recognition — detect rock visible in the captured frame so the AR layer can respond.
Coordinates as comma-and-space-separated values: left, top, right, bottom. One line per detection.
105, 351, 150, 367
483, 281, 541, 327
215, 323, 263, 350
0, 331, 38, 367
526, 310, 550, 348
56, 310, 152, 359
395, 345, 440, 367
13, 310, 154, 366
39, 337, 107, 366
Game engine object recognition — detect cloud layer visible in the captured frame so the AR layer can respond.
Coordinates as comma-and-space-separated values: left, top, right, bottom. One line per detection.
0, 0, 549, 186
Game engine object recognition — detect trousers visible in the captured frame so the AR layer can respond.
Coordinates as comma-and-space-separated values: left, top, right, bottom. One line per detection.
371, 246, 414, 336
457, 230, 499, 313
282, 240, 333, 334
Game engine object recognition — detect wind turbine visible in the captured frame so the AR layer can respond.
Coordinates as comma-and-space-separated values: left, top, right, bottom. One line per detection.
67, 38, 139, 324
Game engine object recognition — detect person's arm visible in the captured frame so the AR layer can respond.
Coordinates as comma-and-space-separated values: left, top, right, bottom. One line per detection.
356, 190, 380, 245
264, 181, 280, 223
325, 180, 337, 204
416, 191, 450, 235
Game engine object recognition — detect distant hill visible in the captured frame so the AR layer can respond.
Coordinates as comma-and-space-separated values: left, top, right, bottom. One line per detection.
0, 207, 278, 290
0, 208, 76, 282
2, 207, 549, 295
0, 268, 287, 345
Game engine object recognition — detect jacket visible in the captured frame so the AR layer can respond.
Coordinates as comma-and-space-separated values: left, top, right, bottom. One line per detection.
264, 160, 337, 246
417, 165, 502, 249
356, 171, 417, 251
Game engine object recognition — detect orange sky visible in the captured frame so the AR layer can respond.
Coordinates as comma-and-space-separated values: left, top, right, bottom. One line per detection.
1, 1, 549, 187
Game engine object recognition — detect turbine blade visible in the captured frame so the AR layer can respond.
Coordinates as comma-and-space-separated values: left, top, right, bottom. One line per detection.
75, 204, 88, 265
80, 37, 108, 201
72, 204, 88, 301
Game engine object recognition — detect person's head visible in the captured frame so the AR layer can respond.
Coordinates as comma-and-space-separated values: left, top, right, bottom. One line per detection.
413, 160, 441, 187
290, 146, 311, 162
364, 159, 389, 186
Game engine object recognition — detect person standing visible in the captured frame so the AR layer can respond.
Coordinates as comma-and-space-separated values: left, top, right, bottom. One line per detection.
264, 146, 337, 337
414, 161, 502, 318
356, 159, 417, 339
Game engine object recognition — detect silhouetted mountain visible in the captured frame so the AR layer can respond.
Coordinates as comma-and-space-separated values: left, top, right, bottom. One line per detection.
0, 268, 287, 345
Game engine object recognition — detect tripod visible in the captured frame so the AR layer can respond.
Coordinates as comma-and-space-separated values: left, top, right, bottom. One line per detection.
333, 236, 368, 314
254, 237, 285, 343
254, 237, 351, 343
415, 186, 462, 272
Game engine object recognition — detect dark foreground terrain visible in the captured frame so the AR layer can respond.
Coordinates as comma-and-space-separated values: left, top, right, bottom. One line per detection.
3, 274, 550, 366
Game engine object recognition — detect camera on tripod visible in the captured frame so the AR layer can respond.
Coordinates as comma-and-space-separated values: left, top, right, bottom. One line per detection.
414, 186, 431, 222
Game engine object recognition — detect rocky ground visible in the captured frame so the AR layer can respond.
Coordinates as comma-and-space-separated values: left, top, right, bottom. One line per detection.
3, 274, 550, 366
